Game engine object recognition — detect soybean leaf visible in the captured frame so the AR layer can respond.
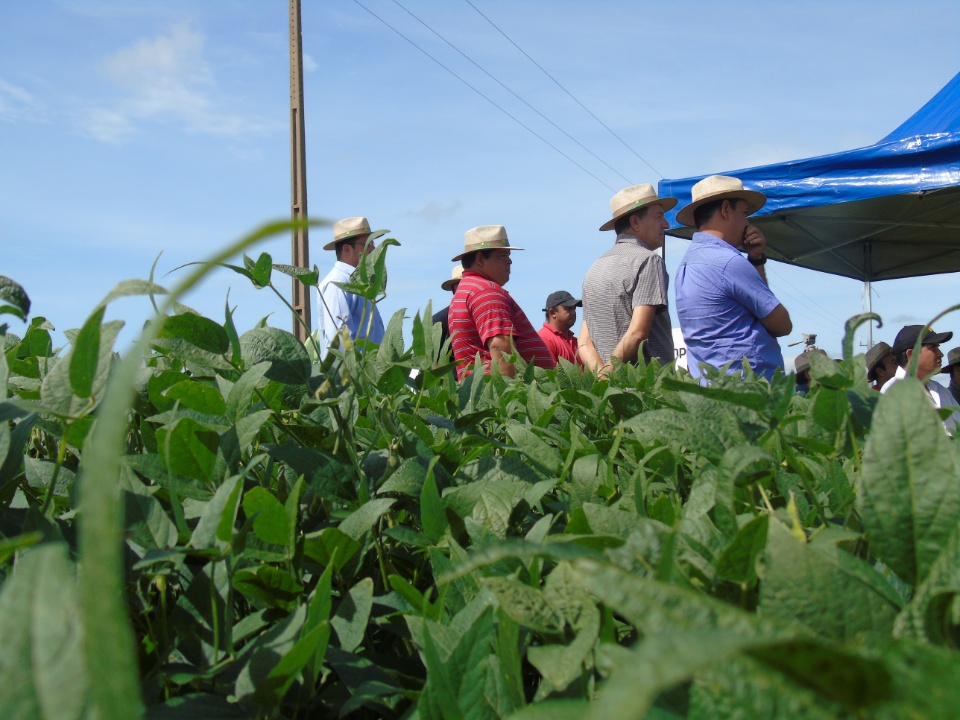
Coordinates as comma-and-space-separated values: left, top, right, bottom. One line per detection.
157, 313, 230, 355
163, 380, 227, 416
0, 275, 30, 320
100, 278, 167, 306
157, 418, 219, 483
859, 378, 960, 585
240, 327, 310, 385
190, 475, 243, 550
338, 498, 395, 541
70, 305, 105, 399
233, 566, 303, 611
303, 527, 360, 571
716, 514, 768, 584
244, 252, 273, 288
421, 458, 447, 543
273, 263, 320, 287
223, 297, 242, 366
243, 486, 292, 550
331, 578, 374, 653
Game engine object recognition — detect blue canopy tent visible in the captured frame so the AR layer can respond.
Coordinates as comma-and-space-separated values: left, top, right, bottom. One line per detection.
658, 71, 960, 341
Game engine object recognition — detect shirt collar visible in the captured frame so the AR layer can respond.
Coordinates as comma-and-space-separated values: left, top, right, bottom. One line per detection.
691, 231, 740, 253
615, 232, 655, 251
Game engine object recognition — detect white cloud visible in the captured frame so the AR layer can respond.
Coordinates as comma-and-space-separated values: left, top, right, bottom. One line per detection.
0, 76, 39, 121
84, 23, 272, 142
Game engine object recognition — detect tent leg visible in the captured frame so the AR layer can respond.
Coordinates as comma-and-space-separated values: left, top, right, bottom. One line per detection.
865, 280, 873, 347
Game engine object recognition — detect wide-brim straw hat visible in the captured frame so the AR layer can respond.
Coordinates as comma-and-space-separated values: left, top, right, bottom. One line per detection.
941, 346, 960, 375
452, 225, 523, 262
323, 216, 389, 251
441, 265, 463, 292
599, 184, 678, 231
675, 175, 767, 227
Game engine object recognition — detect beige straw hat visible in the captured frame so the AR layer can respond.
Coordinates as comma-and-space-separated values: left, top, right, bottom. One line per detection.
452, 225, 523, 262
441, 265, 463, 291
323, 216, 389, 251
675, 175, 767, 227
599, 183, 678, 231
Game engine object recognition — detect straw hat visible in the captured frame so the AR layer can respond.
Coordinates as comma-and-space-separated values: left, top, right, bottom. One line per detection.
865, 341, 893, 381
599, 184, 678, 231
441, 265, 463, 292
323, 216, 389, 251
675, 175, 767, 227
452, 225, 523, 262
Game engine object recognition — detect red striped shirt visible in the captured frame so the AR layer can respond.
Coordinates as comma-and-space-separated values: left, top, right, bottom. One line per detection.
449, 271, 554, 379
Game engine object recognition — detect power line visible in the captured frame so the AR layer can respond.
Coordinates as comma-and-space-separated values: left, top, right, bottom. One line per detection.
765, 264, 849, 330
464, 0, 664, 179
352, 0, 616, 192
390, 0, 634, 186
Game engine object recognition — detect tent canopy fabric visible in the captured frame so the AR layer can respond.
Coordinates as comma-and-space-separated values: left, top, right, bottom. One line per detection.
658, 71, 960, 282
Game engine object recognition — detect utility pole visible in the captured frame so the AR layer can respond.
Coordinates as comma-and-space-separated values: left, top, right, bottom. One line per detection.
289, 0, 311, 342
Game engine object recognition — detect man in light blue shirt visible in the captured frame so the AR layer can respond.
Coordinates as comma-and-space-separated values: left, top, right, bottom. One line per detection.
317, 217, 386, 357
674, 176, 792, 381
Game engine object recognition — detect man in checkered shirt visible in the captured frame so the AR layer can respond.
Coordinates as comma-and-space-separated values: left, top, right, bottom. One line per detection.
579, 184, 677, 373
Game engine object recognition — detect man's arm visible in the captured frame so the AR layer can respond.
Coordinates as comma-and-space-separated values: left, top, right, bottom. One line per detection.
577, 321, 604, 373
487, 334, 517, 378
760, 304, 792, 337
610, 304, 657, 364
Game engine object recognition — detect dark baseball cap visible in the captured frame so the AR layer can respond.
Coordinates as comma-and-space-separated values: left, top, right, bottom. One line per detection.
542, 290, 582, 311
941, 346, 960, 375
891, 325, 953, 354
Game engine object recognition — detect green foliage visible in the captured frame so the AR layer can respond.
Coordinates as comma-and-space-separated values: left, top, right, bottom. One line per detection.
1, 223, 959, 720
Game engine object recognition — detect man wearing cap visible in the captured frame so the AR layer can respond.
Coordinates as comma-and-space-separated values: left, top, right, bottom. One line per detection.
943, 347, 960, 405
432, 265, 462, 353
881, 325, 959, 435
865, 341, 897, 392
317, 217, 387, 358
579, 184, 676, 373
448, 225, 554, 379
538, 291, 584, 367
674, 175, 792, 381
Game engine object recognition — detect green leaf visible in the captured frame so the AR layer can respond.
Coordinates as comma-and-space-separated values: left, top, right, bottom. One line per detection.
420, 458, 447, 543
506, 422, 561, 476
0, 275, 31, 321
243, 486, 292, 551
240, 327, 310, 385
223, 298, 242, 366
338, 498, 395, 541
716, 514, 768, 583
233, 565, 303, 611
331, 578, 373, 653
272, 263, 320, 286
859, 378, 960, 585
70, 305, 105, 399
760, 519, 900, 645
100, 278, 167, 306
190, 475, 243, 549
163, 380, 227, 415
157, 313, 230, 355
245, 252, 273, 288
0, 543, 88, 720
483, 577, 564, 633
156, 417, 219, 483
40, 320, 123, 417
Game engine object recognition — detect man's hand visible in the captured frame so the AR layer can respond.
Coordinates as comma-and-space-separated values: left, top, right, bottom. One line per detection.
743, 224, 766, 261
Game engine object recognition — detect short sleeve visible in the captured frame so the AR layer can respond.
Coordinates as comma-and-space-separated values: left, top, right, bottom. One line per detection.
724, 256, 781, 321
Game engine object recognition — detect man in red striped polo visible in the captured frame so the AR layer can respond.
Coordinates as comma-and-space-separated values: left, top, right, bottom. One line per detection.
448, 225, 554, 380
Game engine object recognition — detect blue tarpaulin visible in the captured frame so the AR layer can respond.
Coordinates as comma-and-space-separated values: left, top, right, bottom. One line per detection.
658, 71, 960, 282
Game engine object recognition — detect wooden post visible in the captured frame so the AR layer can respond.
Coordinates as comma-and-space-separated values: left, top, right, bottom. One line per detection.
289, 0, 311, 342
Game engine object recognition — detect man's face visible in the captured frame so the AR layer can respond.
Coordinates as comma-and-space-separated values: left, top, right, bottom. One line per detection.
726, 199, 751, 247
952, 364, 960, 384
632, 204, 669, 250
550, 304, 577, 332
341, 233, 374, 267
913, 342, 943, 380
873, 352, 898, 387
477, 249, 512, 286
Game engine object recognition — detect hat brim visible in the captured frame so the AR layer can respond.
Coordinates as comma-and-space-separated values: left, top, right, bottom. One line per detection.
941, 361, 960, 374
451, 246, 524, 262
675, 190, 767, 228
440, 278, 460, 292
599, 197, 679, 232
323, 228, 389, 252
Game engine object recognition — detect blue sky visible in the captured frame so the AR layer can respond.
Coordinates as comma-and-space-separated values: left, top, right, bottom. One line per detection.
3, 0, 959, 365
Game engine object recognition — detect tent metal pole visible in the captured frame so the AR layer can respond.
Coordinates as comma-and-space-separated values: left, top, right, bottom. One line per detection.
864, 241, 873, 347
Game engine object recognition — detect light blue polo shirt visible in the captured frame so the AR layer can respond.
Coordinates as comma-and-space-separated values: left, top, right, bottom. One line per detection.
675, 231, 784, 381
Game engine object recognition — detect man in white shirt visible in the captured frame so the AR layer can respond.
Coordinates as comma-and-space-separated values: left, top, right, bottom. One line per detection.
317, 217, 387, 358
880, 324, 960, 434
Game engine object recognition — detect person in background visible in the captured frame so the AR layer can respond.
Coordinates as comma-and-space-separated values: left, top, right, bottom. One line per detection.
794, 348, 827, 395
881, 325, 959, 435
674, 176, 792, 381
432, 265, 462, 350
317, 217, 386, 358
942, 347, 960, 405
865, 341, 897, 391
538, 291, 584, 367
448, 225, 554, 379
580, 183, 677, 375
